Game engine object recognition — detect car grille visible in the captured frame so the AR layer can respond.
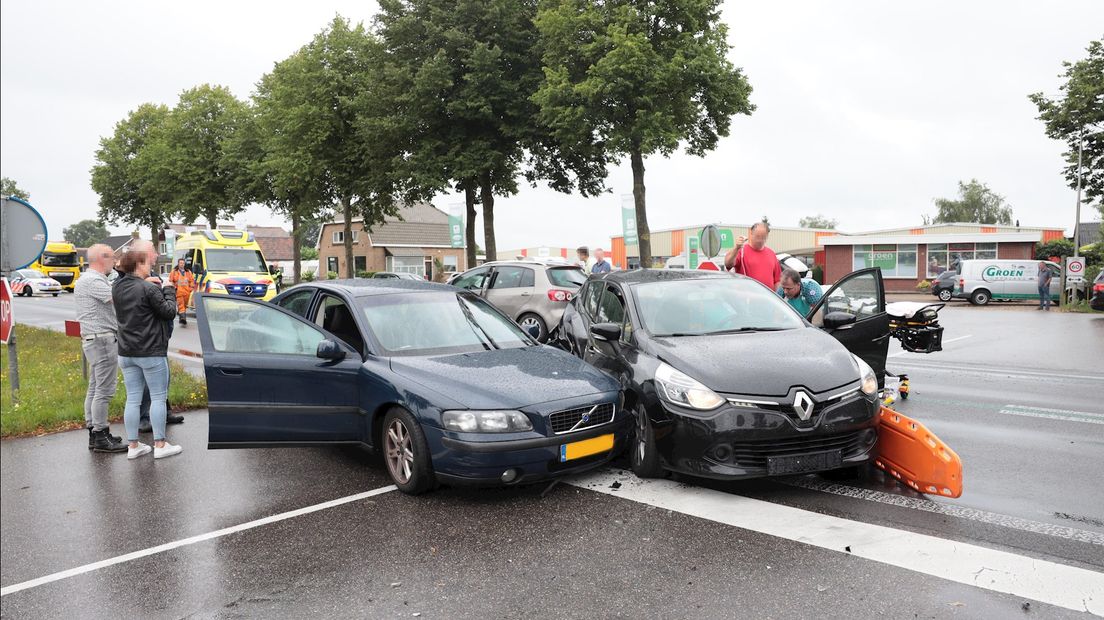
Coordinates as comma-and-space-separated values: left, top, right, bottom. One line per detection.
226, 283, 268, 297
549, 403, 615, 434
707, 431, 869, 469
729, 390, 858, 427
50, 274, 74, 285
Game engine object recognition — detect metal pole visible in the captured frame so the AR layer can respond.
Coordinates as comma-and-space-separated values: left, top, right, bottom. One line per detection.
7, 330, 18, 404
1074, 127, 1083, 259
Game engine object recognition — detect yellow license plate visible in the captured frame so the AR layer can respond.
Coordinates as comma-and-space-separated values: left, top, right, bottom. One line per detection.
560, 433, 615, 462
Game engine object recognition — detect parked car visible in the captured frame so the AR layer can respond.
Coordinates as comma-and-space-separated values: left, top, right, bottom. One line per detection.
953, 259, 1059, 305
665, 253, 810, 277
555, 268, 887, 481
930, 270, 957, 302
447, 260, 587, 342
371, 271, 423, 280
194, 279, 627, 494
9, 269, 63, 297
1091, 267, 1104, 312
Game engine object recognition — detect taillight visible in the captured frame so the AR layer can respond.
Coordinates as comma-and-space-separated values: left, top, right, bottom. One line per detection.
958, 278, 965, 288
1094, 283, 1104, 293
547, 289, 573, 302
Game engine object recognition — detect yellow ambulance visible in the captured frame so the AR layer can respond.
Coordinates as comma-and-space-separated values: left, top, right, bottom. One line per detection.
172, 229, 277, 305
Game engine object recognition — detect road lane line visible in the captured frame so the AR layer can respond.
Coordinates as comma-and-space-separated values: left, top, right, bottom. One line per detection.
0, 485, 397, 597
568, 470, 1104, 615
783, 477, 1104, 546
892, 360, 1104, 383
998, 406, 1104, 425
889, 335, 972, 358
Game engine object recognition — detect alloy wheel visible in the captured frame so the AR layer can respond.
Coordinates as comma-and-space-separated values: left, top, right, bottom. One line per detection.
635, 411, 648, 464
938, 290, 952, 301
385, 419, 414, 484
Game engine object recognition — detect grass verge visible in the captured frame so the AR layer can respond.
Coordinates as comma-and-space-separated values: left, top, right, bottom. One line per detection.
1, 325, 207, 437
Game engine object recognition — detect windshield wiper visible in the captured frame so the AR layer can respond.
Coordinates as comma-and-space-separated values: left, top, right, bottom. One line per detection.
456, 297, 497, 350
705, 327, 789, 335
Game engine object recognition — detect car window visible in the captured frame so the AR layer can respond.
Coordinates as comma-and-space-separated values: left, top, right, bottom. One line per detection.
810, 271, 881, 326
202, 297, 326, 355
491, 266, 534, 289
635, 278, 804, 336
360, 292, 532, 356
274, 288, 315, 319
205, 249, 267, 272
596, 285, 625, 324
313, 294, 365, 356
547, 267, 586, 288
453, 267, 490, 291
583, 282, 601, 318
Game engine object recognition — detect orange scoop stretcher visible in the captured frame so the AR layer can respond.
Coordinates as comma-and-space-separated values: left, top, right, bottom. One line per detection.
875, 406, 963, 498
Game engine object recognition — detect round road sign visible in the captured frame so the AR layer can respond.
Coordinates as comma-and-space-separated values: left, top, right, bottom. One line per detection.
0, 196, 48, 272
700, 225, 722, 258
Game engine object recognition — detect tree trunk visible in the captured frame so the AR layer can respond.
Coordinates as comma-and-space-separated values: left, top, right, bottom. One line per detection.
480, 171, 496, 263
291, 209, 302, 285
464, 181, 477, 270
630, 147, 651, 268
206, 210, 218, 230
342, 197, 355, 279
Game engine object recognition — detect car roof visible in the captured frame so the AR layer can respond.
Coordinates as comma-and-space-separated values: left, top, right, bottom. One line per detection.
595, 268, 734, 285
479, 259, 580, 269
301, 279, 458, 298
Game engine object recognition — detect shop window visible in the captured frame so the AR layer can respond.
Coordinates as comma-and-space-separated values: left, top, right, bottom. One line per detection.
386, 255, 425, 276
926, 242, 997, 277
853, 244, 917, 278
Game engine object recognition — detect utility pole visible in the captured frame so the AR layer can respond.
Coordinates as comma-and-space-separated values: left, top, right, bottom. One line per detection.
1074, 126, 1084, 259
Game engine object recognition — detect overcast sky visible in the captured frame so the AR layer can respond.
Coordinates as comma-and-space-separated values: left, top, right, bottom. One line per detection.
2, 1, 1101, 252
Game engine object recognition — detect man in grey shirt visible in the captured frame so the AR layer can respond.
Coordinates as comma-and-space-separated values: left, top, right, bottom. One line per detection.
75, 244, 127, 453
1037, 261, 1054, 311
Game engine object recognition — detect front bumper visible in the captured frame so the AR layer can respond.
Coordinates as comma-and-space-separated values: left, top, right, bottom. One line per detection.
651, 390, 879, 480
427, 414, 631, 487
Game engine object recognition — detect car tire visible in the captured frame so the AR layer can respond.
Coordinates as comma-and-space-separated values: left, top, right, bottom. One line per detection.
937, 289, 952, 302
969, 289, 990, 306
630, 405, 663, 479
381, 407, 437, 495
518, 313, 548, 343
52, 293, 59, 297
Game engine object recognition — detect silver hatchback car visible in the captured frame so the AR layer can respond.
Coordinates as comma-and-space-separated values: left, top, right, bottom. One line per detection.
448, 259, 587, 342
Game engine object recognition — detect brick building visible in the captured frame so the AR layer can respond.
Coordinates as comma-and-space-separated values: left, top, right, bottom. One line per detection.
317, 203, 467, 279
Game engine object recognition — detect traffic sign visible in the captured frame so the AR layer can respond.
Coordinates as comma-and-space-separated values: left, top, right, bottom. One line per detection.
1, 278, 13, 344
700, 225, 722, 258
1066, 256, 1086, 283
0, 195, 48, 273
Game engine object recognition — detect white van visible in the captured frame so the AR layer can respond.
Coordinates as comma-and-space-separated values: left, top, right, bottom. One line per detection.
953, 259, 1060, 305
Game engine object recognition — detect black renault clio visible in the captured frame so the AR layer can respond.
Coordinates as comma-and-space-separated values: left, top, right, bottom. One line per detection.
555, 268, 891, 480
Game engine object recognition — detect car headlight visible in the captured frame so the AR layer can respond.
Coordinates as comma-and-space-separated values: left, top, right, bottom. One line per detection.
208, 282, 227, 292
852, 354, 878, 396
442, 410, 533, 433
654, 362, 724, 411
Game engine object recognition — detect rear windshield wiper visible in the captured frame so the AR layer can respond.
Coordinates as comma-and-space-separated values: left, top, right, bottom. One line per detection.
456, 297, 497, 350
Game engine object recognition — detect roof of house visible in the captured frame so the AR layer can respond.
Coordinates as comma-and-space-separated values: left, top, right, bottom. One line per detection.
247, 226, 290, 238
1077, 221, 1101, 246
102, 235, 137, 251
322, 203, 457, 247
256, 235, 295, 261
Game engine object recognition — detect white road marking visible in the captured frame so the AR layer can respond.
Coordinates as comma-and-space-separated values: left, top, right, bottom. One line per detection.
894, 360, 1104, 383
783, 477, 1104, 546
889, 334, 972, 358
998, 405, 1104, 425
0, 485, 397, 597
568, 470, 1104, 615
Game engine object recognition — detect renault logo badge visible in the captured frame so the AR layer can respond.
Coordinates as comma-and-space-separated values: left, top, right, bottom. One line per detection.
793, 391, 815, 421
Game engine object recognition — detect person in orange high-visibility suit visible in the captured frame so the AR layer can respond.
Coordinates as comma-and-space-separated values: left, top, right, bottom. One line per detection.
169, 258, 196, 327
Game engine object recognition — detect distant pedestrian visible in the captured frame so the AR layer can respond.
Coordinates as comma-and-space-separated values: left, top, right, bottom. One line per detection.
74, 244, 126, 454
1037, 261, 1053, 311
576, 246, 595, 272
778, 267, 824, 316
169, 258, 195, 326
724, 221, 781, 290
113, 241, 183, 459
591, 248, 611, 274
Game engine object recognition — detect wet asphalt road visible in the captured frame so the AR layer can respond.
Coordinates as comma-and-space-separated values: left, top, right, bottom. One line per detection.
2, 297, 1102, 617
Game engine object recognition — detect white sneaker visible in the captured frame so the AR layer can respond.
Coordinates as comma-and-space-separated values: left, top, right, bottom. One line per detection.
128, 442, 152, 460
154, 442, 183, 459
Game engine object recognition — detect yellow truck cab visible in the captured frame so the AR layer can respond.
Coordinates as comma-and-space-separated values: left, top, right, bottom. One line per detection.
29, 241, 82, 292
173, 229, 277, 304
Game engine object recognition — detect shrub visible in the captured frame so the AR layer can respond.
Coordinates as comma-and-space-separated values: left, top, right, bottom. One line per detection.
1035, 239, 1074, 261
327, 271, 338, 280
301, 270, 315, 282
916, 279, 931, 291
810, 265, 824, 284
356, 270, 371, 279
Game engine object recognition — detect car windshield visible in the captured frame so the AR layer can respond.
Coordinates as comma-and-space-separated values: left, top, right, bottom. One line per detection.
17, 269, 45, 279
41, 251, 78, 266
205, 249, 268, 272
361, 292, 533, 356
634, 277, 805, 336
547, 267, 587, 288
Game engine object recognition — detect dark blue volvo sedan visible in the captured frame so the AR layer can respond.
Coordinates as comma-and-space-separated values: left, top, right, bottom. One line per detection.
194, 279, 627, 494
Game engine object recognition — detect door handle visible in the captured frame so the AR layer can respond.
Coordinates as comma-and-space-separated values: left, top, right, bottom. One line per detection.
520, 292, 531, 297
214, 364, 243, 376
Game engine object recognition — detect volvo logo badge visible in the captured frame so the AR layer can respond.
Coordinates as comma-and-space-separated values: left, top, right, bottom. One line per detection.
581, 412, 591, 423
793, 390, 815, 421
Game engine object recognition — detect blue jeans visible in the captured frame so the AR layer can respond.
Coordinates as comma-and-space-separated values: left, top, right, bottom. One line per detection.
119, 356, 169, 442
1038, 285, 1051, 309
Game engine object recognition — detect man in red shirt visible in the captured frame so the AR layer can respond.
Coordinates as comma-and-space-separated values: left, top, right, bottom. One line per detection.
724, 221, 781, 290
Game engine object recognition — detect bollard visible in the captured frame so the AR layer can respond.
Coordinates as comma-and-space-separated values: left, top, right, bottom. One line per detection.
7, 329, 19, 405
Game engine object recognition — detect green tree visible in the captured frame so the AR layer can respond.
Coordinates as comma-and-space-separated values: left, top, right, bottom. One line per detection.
300, 246, 319, 261
534, 0, 755, 267
1, 177, 30, 200
799, 214, 837, 229
929, 179, 1013, 225
62, 219, 110, 247
91, 103, 176, 241
154, 84, 253, 228
1029, 39, 1103, 220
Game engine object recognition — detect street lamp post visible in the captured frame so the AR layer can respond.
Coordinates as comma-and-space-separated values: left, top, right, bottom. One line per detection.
1074, 126, 1083, 259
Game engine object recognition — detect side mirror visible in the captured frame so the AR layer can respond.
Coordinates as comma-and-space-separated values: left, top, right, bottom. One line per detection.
590, 322, 622, 342
823, 311, 857, 330
316, 339, 347, 361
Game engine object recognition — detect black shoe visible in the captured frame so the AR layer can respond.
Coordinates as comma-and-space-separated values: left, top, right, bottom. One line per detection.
90, 429, 127, 453
166, 413, 184, 425
138, 420, 153, 433
88, 428, 122, 450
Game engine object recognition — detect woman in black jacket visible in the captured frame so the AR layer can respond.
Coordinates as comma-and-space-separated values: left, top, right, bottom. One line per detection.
112, 244, 183, 459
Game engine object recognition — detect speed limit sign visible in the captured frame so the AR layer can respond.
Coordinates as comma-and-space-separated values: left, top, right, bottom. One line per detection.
1065, 256, 1086, 283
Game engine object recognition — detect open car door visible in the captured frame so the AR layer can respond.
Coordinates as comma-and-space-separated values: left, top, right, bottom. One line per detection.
806, 268, 890, 388
195, 293, 364, 448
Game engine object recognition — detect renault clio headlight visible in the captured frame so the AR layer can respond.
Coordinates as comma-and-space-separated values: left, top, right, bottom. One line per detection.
654, 362, 724, 411
852, 354, 878, 397
442, 410, 533, 433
